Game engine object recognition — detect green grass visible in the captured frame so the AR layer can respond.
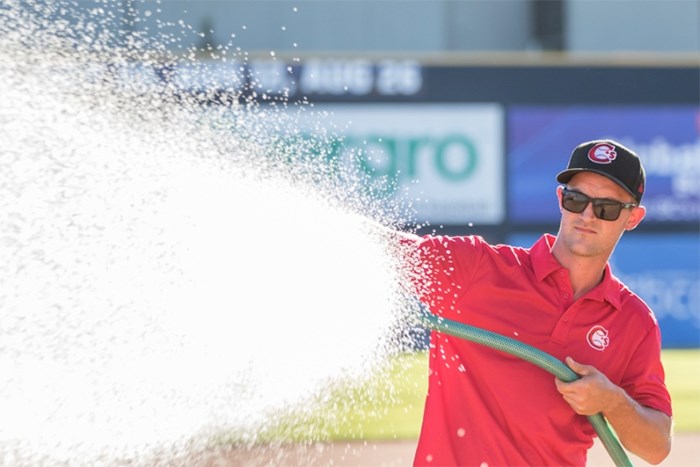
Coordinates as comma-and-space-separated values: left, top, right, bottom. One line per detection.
261, 349, 699, 442
663, 349, 700, 432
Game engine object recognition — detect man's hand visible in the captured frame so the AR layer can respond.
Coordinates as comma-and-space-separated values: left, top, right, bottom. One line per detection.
554, 356, 620, 415
555, 356, 672, 465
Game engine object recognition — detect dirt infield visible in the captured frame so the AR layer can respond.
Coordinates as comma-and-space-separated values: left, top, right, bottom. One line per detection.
207, 432, 698, 466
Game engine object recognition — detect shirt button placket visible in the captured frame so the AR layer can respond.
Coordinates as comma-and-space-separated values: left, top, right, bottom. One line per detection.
561, 292, 572, 321
552, 272, 574, 343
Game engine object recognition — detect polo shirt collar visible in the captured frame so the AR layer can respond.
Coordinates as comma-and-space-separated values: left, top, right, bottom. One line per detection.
531, 234, 561, 282
530, 234, 622, 311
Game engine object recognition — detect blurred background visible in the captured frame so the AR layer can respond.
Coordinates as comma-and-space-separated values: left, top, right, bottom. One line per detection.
67, 0, 699, 346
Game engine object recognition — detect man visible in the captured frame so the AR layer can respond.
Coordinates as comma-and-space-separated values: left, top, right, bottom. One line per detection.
404, 140, 672, 466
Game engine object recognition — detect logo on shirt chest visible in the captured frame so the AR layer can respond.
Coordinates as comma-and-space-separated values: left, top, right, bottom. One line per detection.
586, 325, 610, 351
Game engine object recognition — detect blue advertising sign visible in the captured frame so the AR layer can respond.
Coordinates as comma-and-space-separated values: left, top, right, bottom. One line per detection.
508, 233, 700, 348
508, 106, 700, 223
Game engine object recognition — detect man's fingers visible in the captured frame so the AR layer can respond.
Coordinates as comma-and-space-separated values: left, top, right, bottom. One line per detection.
554, 377, 567, 393
566, 356, 590, 376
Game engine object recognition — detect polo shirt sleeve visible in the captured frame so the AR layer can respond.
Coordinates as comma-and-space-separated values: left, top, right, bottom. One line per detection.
406, 235, 484, 320
619, 323, 673, 417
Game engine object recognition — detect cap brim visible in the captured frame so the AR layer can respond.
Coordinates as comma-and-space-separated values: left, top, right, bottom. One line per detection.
556, 168, 640, 202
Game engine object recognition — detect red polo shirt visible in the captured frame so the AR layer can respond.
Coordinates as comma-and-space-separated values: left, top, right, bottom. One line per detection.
410, 234, 671, 467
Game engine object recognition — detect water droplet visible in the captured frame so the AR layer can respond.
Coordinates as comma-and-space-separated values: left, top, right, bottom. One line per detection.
457, 427, 466, 437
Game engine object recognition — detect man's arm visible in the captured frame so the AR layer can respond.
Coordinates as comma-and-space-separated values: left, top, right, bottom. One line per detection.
554, 357, 672, 465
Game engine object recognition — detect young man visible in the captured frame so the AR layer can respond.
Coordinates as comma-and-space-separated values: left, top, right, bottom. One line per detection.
406, 140, 672, 466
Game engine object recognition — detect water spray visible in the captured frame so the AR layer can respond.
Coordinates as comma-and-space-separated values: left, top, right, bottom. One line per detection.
421, 313, 633, 467
0, 1, 411, 464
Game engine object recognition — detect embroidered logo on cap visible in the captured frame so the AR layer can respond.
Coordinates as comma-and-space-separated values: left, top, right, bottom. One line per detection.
587, 143, 617, 164
587, 325, 610, 351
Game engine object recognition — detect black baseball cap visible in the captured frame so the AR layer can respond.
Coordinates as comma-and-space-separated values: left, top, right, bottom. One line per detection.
556, 139, 646, 203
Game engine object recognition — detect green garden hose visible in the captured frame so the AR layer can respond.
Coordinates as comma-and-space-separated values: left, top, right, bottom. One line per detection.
421, 312, 633, 467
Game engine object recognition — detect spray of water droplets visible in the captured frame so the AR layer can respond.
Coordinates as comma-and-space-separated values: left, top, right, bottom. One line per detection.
0, 1, 417, 465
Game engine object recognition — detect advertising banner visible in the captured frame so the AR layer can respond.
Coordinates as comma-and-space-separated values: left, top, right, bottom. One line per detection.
508, 106, 700, 224
296, 104, 505, 225
508, 233, 700, 348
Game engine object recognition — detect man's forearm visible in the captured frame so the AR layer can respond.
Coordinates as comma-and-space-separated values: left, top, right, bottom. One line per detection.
604, 389, 672, 465
555, 358, 672, 465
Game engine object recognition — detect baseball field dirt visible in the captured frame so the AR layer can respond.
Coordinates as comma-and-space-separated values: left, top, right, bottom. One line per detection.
200, 432, 697, 466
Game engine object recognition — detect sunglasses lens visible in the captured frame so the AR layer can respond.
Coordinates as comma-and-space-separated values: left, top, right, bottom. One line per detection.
593, 202, 622, 221
562, 192, 588, 213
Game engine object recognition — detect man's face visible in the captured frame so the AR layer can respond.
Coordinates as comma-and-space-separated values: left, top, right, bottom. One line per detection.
556, 172, 645, 259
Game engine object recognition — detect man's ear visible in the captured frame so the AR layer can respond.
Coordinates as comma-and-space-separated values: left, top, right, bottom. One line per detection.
556, 186, 564, 213
625, 205, 646, 231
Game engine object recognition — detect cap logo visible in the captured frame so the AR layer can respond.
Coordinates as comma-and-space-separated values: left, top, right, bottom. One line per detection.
586, 325, 610, 351
587, 143, 617, 164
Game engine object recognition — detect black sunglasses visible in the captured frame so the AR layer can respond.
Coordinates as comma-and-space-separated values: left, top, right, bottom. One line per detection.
561, 187, 637, 221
